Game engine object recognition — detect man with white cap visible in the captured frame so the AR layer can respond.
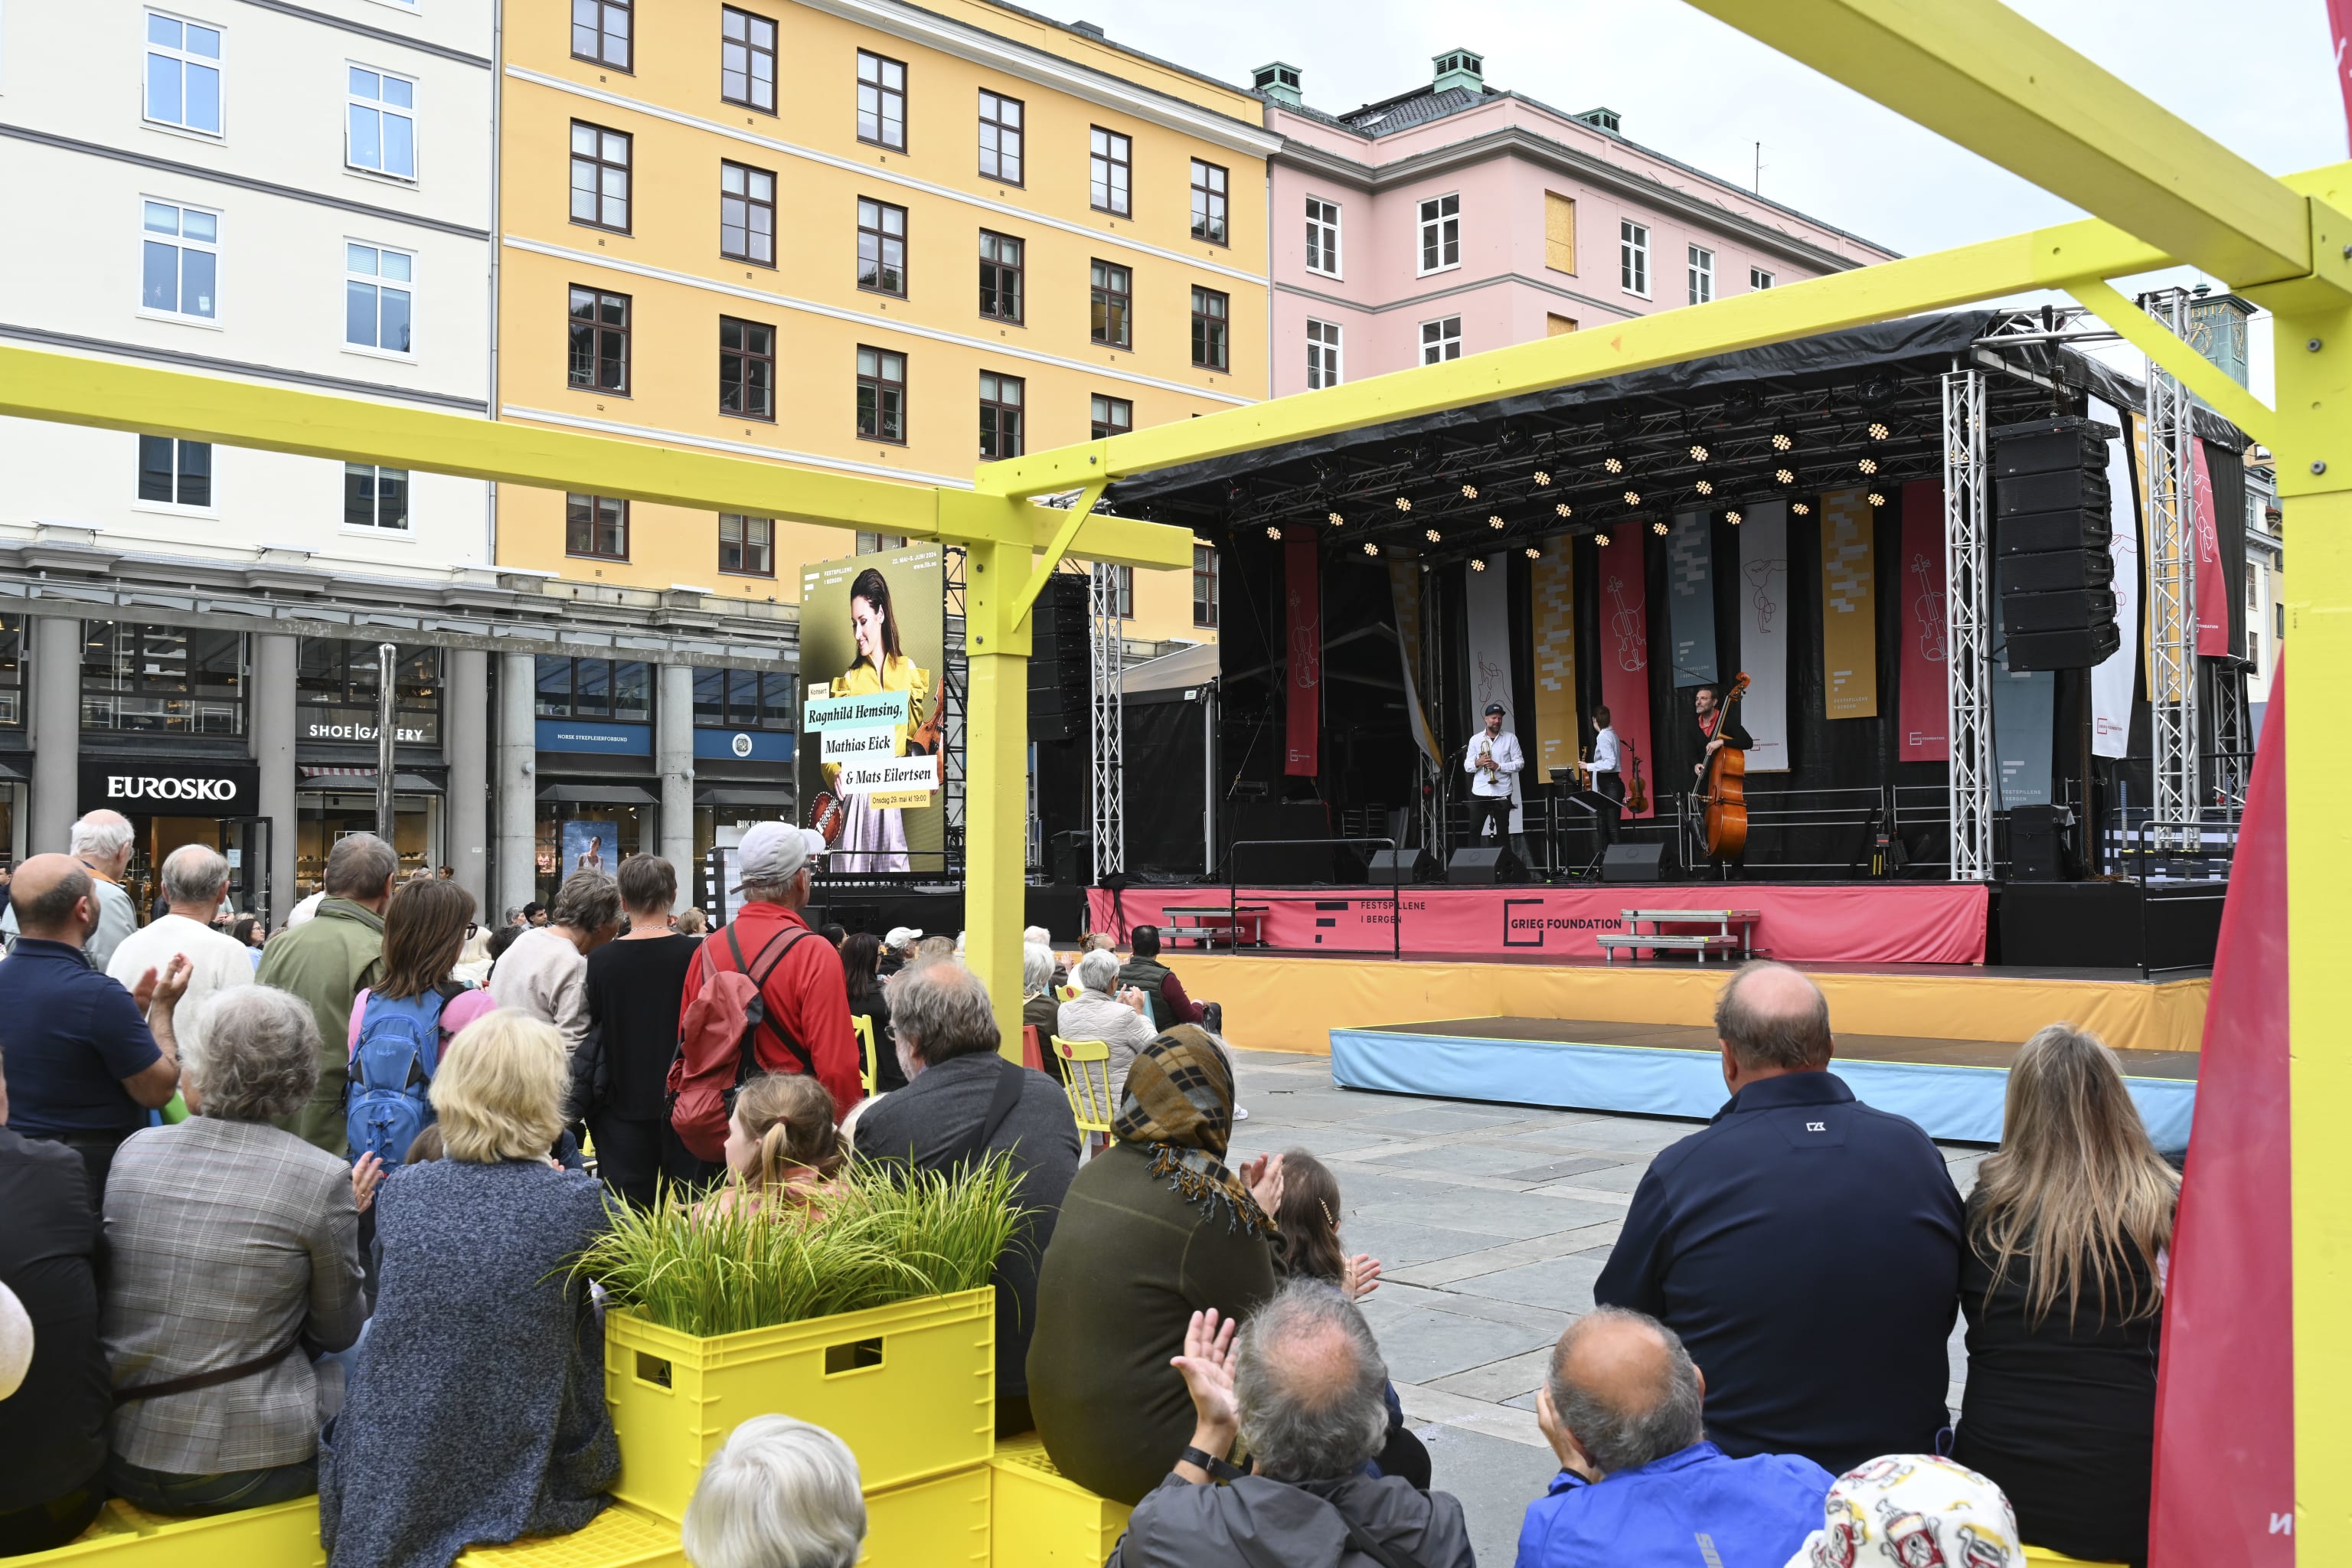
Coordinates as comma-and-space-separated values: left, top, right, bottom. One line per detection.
678, 822, 863, 1117
880, 926, 922, 979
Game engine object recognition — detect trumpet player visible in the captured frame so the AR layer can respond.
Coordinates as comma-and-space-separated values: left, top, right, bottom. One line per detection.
1464, 701, 1523, 843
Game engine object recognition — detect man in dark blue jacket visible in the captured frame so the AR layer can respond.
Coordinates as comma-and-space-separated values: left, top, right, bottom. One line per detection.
1592, 962, 1962, 1477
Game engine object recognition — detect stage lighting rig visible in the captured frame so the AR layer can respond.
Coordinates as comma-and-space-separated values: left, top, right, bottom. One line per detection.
1488, 514, 1506, 530
1469, 557, 1488, 572
1688, 442, 1711, 463
1266, 525, 1282, 540
1651, 520, 1669, 536
1594, 531, 1613, 547
1554, 501, 1573, 518
1694, 479, 1716, 497
1726, 509, 1744, 525
1532, 469, 1553, 487
1773, 466, 1798, 487
1424, 528, 1442, 544
1769, 427, 1797, 453
1393, 496, 1413, 512
1867, 491, 1888, 508
1624, 489, 1643, 507
1362, 541, 1380, 556
1602, 456, 1626, 475
1524, 546, 1540, 559
1857, 456, 1880, 475
1327, 511, 1344, 528
1867, 420, 1892, 441
1792, 501, 1813, 516
1460, 483, 1480, 500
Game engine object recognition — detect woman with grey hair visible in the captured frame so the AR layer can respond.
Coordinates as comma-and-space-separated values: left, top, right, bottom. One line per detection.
1021, 942, 1061, 1074
1054, 946, 1157, 1109
487, 869, 622, 1054
682, 1416, 866, 1568
100, 985, 373, 1514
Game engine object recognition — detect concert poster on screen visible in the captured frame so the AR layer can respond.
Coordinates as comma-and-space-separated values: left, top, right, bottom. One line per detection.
797, 544, 946, 872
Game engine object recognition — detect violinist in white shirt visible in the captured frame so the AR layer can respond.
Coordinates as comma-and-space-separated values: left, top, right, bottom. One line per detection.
1464, 701, 1524, 842
1585, 706, 1624, 848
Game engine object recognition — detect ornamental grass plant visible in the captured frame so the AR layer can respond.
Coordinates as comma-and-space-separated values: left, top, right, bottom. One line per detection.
574, 1155, 1024, 1338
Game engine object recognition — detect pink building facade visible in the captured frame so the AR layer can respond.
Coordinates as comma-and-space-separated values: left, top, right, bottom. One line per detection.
1253, 52, 1897, 397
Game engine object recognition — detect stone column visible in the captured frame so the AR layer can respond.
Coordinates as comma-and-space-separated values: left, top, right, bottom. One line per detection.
250, 632, 298, 921
496, 652, 537, 918
657, 663, 695, 877
28, 615, 81, 854
446, 648, 489, 913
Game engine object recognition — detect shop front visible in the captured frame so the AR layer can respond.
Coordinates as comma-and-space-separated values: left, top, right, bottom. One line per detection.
534, 655, 656, 905
77, 756, 269, 922
295, 641, 446, 890
685, 665, 799, 910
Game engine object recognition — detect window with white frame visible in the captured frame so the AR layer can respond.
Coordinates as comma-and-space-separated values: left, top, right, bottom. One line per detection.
141, 200, 217, 319
138, 436, 212, 508
145, 12, 222, 136
1305, 197, 1341, 277
1305, 319, 1341, 389
1687, 245, 1714, 305
1417, 194, 1459, 273
345, 243, 412, 353
1620, 220, 1649, 296
344, 465, 409, 530
347, 66, 416, 180
1749, 266, 1774, 290
1420, 315, 1462, 364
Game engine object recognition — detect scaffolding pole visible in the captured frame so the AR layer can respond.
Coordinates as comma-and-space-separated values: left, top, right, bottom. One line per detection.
1942, 368, 1995, 882
1089, 562, 1124, 880
2141, 286, 2200, 854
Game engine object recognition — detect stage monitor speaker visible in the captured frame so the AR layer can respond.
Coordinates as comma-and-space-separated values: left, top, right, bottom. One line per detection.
1600, 842, 1668, 883
2007, 622, 2122, 672
1446, 847, 1525, 885
1027, 574, 1093, 742
1366, 847, 1436, 884
1050, 829, 1091, 887
2007, 803, 2075, 883
1991, 416, 2122, 671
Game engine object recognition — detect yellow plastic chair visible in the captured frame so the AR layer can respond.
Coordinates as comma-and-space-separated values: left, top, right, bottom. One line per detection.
1052, 1036, 1116, 1141
1054, 982, 1081, 1004
852, 1014, 877, 1095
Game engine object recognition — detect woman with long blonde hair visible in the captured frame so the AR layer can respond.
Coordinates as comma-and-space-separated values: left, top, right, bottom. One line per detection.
1951, 1023, 2180, 1566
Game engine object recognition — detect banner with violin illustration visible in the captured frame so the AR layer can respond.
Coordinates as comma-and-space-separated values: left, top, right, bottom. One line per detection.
1596, 527, 1657, 817
1736, 500, 1791, 773
1897, 481, 1950, 763
799, 544, 946, 874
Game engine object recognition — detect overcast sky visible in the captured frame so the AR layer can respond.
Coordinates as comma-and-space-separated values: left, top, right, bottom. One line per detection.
1060, 0, 2349, 397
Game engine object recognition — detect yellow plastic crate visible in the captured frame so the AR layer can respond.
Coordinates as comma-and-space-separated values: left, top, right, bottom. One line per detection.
860, 1465, 990, 1568
21, 1498, 321, 1566
605, 1287, 995, 1523
988, 1435, 1133, 1567
457, 1504, 685, 1567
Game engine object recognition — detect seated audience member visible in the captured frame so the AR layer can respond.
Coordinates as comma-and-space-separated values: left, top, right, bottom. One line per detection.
106, 844, 254, 1060
1020, 944, 1060, 1075
1517, 1308, 1830, 1568
1056, 948, 1157, 1110
1272, 1151, 1422, 1488
1023, 926, 1068, 989
854, 962, 1076, 1436
878, 926, 920, 978
320, 1010, 619, 1568
1595, 962, 1962, 1477
0, 1049, 110, 1554
1949, 1024, 2178, 1565
1117, 925, 1210, 1033
840, 933, 903, 1095
102, 988, 374, 1515
488, 871, 621, 1054
1782, 1455, 2024, 1568
1029, 1028, 1280, 1504
1107, 1283, 1474, 1568
681, 1416, 865, 1568
704, 1074, 845, 1219
583, 857, 707, 1207
911, 934, 956, 969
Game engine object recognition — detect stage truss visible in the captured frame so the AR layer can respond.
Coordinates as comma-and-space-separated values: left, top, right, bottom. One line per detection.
1089, 560, 1125, 879
1940, 368, 1996, 882
2141, 286, 2200, 854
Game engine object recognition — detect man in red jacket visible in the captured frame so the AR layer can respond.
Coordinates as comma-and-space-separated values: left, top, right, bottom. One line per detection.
679, 823, 862, 1116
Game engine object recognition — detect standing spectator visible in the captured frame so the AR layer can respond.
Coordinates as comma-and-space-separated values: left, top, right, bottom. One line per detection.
0, 857, 186, 1195
839, 933, 902, 1095
1057, 949, 1156, 1112
107, 845, 253, 1067
1949, 1025, 2179, 1565
0, 1049, 110, 1554
259, 834, 397, 1155
230, 916, 267, 970
1117, 926, 1208, 1033
682, 1416, 866, 1568
854, 962, 1076, 1436
583, 857, 707, 1207
103, 988, 373, 1515
678, 824, 861, 1118
1594, 962, 1962, 1476
489, 872, 620, 1056
69, 812, 139, 973
676, 907, 709, 937
450, 925, 494, 987
524, 903, 550, 927
345, 880, 498, 1164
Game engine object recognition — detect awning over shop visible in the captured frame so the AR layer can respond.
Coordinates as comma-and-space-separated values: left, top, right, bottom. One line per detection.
694, 787, 797, 807
298, 766, 443, 792
537, 783, 659, 805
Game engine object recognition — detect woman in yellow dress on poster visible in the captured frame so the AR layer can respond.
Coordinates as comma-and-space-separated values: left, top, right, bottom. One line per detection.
823, 567, 936, 874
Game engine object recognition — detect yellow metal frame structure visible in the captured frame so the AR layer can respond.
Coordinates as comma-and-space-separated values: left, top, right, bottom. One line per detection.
0, 4, 2342, 1540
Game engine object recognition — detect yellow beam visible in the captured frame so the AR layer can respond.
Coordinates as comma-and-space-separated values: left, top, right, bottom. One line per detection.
2066, 281, 2278, 449
1686, 0, 2313, 289
1013, 480, 1108, 626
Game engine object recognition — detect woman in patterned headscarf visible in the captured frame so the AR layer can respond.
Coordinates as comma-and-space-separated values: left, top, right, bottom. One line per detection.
1024, 1027, 1285, 1507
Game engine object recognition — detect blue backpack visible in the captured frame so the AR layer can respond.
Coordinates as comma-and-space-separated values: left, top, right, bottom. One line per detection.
346, 982, 466, 1166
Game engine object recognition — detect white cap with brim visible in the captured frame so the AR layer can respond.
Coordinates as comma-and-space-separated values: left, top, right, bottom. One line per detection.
730, 822, 827, 893
884, 926, 923, 948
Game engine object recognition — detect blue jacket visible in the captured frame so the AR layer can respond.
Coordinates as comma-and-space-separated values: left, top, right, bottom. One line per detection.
1515, 1442, 1831, 1568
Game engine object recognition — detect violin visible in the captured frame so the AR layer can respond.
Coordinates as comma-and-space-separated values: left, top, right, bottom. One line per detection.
1625, 741, 1648, 816
1700, 672, 1753, 861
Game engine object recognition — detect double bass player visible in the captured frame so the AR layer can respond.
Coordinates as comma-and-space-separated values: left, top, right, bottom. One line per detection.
1691, 683, 1752, 875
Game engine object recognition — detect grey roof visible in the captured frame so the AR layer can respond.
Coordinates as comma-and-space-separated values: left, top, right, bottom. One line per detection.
1335, 83, 1492, 136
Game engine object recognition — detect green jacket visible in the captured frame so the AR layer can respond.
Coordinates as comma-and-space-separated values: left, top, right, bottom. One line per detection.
259, 897, 386, 1155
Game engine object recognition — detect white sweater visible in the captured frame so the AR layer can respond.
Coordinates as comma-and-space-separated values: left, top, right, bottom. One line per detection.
486, 927, 591, 1053
106, 913, 255, 1062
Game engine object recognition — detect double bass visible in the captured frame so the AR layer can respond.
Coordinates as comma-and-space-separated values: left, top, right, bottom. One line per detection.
1699, 672, 1752, 861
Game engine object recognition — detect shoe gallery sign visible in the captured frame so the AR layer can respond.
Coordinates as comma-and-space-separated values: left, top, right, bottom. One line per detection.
80, 760, 261, 815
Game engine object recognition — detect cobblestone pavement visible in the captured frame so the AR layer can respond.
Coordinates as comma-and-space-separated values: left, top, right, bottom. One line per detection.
1223, 1047, 1984, 1567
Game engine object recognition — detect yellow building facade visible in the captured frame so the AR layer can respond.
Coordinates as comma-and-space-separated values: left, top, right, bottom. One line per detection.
495, 0, 1274, 645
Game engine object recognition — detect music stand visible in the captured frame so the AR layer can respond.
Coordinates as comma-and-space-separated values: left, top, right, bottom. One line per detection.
1549, 769, 1611, 881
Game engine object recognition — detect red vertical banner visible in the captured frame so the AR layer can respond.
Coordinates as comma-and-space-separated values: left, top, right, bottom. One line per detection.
2329, 0, 2352, 144
2190, 439, 2228, 657
1283, 531, 1321, 776
1596, 528, 1656, 816
1897, 481, 1950, 762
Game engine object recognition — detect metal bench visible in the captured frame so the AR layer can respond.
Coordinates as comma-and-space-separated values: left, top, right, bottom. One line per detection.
1595, 908, 1763, 964
1163, 905, 1270, 949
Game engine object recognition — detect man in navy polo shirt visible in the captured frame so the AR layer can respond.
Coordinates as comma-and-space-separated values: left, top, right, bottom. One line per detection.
1593, 962, 1962, 1478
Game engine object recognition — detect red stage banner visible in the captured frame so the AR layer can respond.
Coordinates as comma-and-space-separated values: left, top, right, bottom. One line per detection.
1898, 481, 1950, 762
1596, 527, 1656, 815
1284, 531, 1321, 776
1089, 881, 1988, 966
2190, 439, 2228, 658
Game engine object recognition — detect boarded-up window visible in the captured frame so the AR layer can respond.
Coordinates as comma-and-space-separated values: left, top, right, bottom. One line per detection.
1544, 191, 1576, 273
1547, 312, 1579, 335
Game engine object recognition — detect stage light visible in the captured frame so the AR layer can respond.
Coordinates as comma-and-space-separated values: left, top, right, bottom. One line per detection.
1726, 509, 1744, 525
1651, 520, 1669, 536
1470, 557, 1488, 572
1623, 489, 1642, 507
1769, 429, 1796, 452
1857, 456, 1880, 475
1393, 496, 1413, 511
1488, 514, 1506, 530
1424, 528, 1442, 543
1554, 501, 1573, 518
1594, 531, 1613, 547
1688, 442, 1711, 462
1773, 466, 1797, 486
1867, 420, 1891, 441
1532, 469, 1553, 487
1327, 511, 1344, 528
1867, 491, 1888, 507
1792, 501, 1813, 516
1460, 483, 1480, 500
1266, 525, 1282, 540
1602, 456, 1625, 475
1362, 541, 1380, 556
1694, 479, 1715, 497
1524, 546, 1540, 559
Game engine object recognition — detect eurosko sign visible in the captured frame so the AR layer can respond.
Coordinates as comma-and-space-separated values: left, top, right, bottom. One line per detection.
79, 760, 262, 815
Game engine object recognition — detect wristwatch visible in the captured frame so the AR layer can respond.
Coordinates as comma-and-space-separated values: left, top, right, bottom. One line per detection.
1179, 1445, 1246, 1482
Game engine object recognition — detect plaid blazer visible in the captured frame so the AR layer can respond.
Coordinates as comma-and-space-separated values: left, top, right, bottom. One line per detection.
102, 1116, 366, 1474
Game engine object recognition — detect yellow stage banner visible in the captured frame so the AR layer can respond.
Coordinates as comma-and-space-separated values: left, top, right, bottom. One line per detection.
1530, 539, 1579, 775
1387, 560, 1440, 766
1819, 488, 1879, 719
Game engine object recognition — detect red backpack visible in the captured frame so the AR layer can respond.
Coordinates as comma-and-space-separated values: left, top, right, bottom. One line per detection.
667, 925, 815, 1161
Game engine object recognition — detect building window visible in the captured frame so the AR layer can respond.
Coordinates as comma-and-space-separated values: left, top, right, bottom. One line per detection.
536, 655, 650, 721
346, 66, 416, 179
1417, 193, 1460, 274
137, 436, 211, 508
297, 640, 439, 744
719, 513, 774, 576
343, 464, 408, 530
1545, 192, 1576, 273
1749, 266, 1775, 290
145, 11, 223, 136
1305, 318, 1341, 389
855, 532, 908, 554
720, 7, 776, 113
1090, 260, 1131, 347
140, 201, 217, 320
1305, 197, 1341, 276
857, 50, 906, 150
1547, 312, 1579, 335
719, 316, 775, 420
978, 371, 1024, 459
1193, 543, 1219, 629
572, 0, 631, 71
1620, 220, 1649, 296
720, 161, 775, 265
1089, 127, 1131, 216
569, 121, 631, 233
1191, 286, 1229, 371
567, 286, 629, 392
83, 622, 243, 735
1420, 315, 1462, 364
1688, 245, 1714, 305
345, 243, 413, 354
978, 89, 1023, 184
856, 345, 905, 443
1191, 158, 1229, 245
1090, 394, 1132, 440
566, 493, 629, 560
978, 230, 1023, 324
1112, 567, 1135, 619
691, 665, 795, 729
857, 198, 906, 296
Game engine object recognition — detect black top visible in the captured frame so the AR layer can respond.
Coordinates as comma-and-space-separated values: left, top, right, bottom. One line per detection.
0, 1126, 109, 1511
1951, 1186, 2164, 1565
1594, 1071, 1964, 1476
1696, 706, 1754, 756
583, 933, 702, 1121
0, 939, 162, 1138
850, 987, 905, 1094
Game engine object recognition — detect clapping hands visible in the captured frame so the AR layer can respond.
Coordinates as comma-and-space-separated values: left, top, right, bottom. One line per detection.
1240, 1152, 1285, 1216
1170, 1307, 1240, 1449
351, 1153, 386, 1214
